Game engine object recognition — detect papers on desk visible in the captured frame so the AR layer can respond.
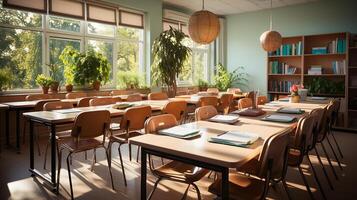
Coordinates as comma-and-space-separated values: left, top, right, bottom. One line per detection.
278, 97, 290, 102
208, 115, 239, 124
53, 108, 82, 114
112, 103, 133, 110
277, 107, 305, 114
261, 114, 297, 123
209, 131, 260, 147
309, 97, 327, 100
159, 126, 201, 139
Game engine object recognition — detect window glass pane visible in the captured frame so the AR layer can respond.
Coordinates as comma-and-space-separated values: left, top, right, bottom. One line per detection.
48, 16, 81, 33
117, 26, 143, 41
87, 22, 115, 37
178, 54, 192, 83
193, 51, 208, 82
49, 37, 80, 84
88, 39, 114, 82
0, 3, 42, 28
117, 41, 143, 72
0, 27, 42, 89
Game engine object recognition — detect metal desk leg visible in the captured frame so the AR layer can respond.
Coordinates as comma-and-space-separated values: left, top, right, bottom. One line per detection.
5, 109, 9, 147
141, 148, 147, 200
16, 109, 21, 153
221, 167, 229, 200
29, 120, 34, 172
50, 124, 57, 191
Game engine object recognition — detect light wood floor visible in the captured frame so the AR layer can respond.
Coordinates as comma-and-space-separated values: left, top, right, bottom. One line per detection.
1, 130, 357, 200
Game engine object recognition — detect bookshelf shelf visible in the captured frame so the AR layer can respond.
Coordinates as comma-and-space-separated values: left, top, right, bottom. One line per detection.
268, 74, 301, 76
304, 53, 346, 57
303, 74, 345, 77
268, 55, 302, 58
349, 47, 357, 49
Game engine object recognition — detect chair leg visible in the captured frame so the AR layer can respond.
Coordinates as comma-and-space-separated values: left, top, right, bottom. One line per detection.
298, 166, 314, 200
56, 149, 63, 192
66, 152, 74, 200
326, 136, 343, 171
136, 146, 140, 163
148, 178, 162, 200
104, 147, 115, 190
84, 151, 88, 160
118, 144, 127, 186
36, 127, 41, 156
329, 131, 344, 158
107, 141, 112, 169
192, 183, 202, 200
23, 120, 27, 144
43, 140, 50, 169
282, 179, 292, 200
161, 157, 164, 165
208, 171, 213, 179
306, 155, 326, 200
314, 148, 334, 190
320, 143, 338, 180
91, 148, 96, 172
181, 184, 191, 200
129, 143, 132, 161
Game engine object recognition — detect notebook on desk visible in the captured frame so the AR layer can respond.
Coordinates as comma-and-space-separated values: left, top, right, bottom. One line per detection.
159, 126, 201, 139
208, 115, 240, 124
209, 131, 260, 147
261, 114, 297, 123
277, 107, 305, 114
54, 108, 82, 114
231, 108, 266, 117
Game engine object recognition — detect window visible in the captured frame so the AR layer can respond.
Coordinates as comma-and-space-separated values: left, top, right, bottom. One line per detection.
48, 16, 81, 33
87, 22, 115, 37
87, 39, 114, 81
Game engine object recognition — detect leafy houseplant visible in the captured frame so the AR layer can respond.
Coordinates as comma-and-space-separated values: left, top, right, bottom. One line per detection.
116, 71, 144, 89
0, 68, 13, 92
305, 77, 345, 95
214, 63, 247, 91
151, 27, 191, 97
48, 63, 61, 93
197, 79, 208, 91
36, 74, 53, 94
59, 46, 78, 92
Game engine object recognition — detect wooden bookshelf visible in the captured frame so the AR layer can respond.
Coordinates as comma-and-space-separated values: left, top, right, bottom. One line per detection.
347, 33, 357, 130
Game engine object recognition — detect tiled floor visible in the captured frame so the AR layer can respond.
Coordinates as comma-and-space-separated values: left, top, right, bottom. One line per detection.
1, 130, 357, 200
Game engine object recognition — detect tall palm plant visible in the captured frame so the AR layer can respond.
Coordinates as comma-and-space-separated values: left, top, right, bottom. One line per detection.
151, 27, 191, 97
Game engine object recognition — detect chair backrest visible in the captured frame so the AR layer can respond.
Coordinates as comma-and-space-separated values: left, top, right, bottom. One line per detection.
238, 97, 252, 109
120, 105, 152, 132
207, 88, 219, 94
65, 92, 86, 99
310, 108, 327, 147
257, 96, 268, 105
292, 114, 315, 152
77, 97, 93, 107
126, 94, 142, 102
89, 97, 121, 106
43, 101, 73, 111
71, 110, 110, 141
34, 99, 60, 111
330, 99, 340, 126
199, 96, 218, 107
219, 93, 234, 114
195, 105, 218, 121
245, 91, 254, 99
26, 94, 51, 101
144, 114, 178, 134
257, 131, 290, 180
162, 100, 187, 121
110, 90, 133, 96
148, 92, 168, 100
227, 88, 241, 94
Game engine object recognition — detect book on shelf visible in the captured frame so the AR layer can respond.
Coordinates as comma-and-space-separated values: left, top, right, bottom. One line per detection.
308, 65, 323, 75
326, 38, 346, 54
269, 80, 300, 93
312, 47, 327, 55
268, 41, 302, 56
332, 60, 346, 74
269, 61, 297, 74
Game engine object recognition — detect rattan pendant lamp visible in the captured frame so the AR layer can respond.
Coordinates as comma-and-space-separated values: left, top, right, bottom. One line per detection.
260, 0, 282, 52
188, 0, 220, 44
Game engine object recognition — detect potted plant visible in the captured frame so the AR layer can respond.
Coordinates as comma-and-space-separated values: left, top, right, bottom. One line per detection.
151, 27, 191, 97
48, 63, 61, 93
214, 63, 247, 91
36, 74, 53, 94
117, 71, 143, 90
60, 46, 78, 92
290, 84, 300, 103
197, 79, 208, 91
0, 68, 13, 92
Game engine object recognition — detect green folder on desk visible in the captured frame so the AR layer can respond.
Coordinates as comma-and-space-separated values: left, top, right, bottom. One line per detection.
261, 114, 297, 123
209, 131, 260, 147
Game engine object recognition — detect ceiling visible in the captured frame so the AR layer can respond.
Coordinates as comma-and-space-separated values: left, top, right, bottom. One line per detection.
163, 0, 319, 15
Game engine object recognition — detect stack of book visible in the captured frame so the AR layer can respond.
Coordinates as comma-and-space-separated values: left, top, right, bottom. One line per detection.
159, 126, 201, 139
269, 80, 300, 93
327, 38, 346, 54
269, 61, 297, 74
268, 41, 303, 56
332, 60, 346, 74
308, 66, 323, 75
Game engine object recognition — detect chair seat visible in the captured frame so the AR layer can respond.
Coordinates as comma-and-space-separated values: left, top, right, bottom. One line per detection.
110, 131, 143, 143
60, 138, 103, 153
208, 173, 265, 200
288, 149, 302, 166
55, 130, 72, 140
153, 161, 209, 183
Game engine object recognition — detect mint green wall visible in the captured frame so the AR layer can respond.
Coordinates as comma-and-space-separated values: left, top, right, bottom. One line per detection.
226, 0, 357, 94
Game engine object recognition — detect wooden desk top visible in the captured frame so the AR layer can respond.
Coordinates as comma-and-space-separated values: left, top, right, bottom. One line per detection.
129, 120, 292, 168
0, 104, 9, 110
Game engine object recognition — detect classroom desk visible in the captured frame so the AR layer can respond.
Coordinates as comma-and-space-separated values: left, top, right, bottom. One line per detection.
22, 101, 165, 192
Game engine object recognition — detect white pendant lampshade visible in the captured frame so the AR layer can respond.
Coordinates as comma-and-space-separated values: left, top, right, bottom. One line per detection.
260, 0, 282, 52
188, 0, 220, 44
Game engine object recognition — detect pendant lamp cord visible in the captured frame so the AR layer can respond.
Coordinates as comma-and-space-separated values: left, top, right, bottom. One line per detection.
202, 0, 205, 10
269, 0, 273, 30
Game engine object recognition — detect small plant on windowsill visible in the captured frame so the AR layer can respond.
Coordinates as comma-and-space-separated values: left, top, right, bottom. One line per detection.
47, 63, 61, 93
197, 79, 208, 91
36, 74, 53, 94
0, 68, 13, 92
214, 63, 247, 91
60, 46, 78, 92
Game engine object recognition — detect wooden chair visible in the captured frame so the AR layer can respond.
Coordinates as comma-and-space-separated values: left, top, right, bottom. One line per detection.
65, 92, 86, 99
25, 94, 51, 101
148, 92, 168, 100
257, 96, 268, 105
56, 110, 114, 199
328, 99, 344, 159
77, 97, 93, 107
111, 90, 133, 96
237, 97, 252, 109
217, 93, 233, 114
162, 100, 187, 123
207, 88, 219, 94
42, 101, 74, 169
126, 93, 142, 102
144, 114, 209, 200
108, 105, 152, 186
227, 88, 242, 94
208, 131, 291, 200
195, 106, 218, 121
198, 96, 218, 108
89, 97, 121, 106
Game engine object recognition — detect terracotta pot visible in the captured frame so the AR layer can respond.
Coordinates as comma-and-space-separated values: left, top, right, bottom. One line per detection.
290, 95, 300, 103
92, 81, 100, 91
50, 82, 59, 93
199, 87, 207, 92
41, 86, 49, 94
65, 84, 73, 92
